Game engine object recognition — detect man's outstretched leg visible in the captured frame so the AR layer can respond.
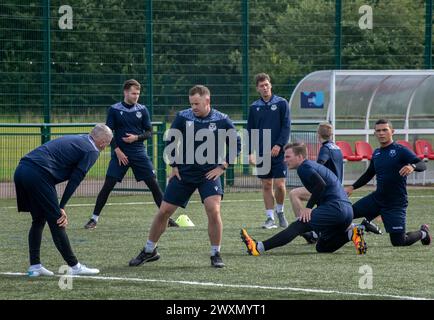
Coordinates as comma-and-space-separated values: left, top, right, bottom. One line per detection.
85, 176, 117, 229
129, 201, 178, 266
144, 176, 179, 227
241, 220, 311, 256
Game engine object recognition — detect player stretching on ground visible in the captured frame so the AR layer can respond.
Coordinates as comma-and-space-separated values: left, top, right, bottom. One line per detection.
241, 142, 367, 256
345, 119, 431, 247
290, 122, 381, 244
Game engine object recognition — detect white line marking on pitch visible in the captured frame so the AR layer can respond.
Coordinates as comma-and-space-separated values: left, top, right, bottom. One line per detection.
0, 272, 430, 300
3, 194, 434, 209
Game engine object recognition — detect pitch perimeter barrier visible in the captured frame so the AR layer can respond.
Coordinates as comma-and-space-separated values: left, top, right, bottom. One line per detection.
0, 122, 319, 198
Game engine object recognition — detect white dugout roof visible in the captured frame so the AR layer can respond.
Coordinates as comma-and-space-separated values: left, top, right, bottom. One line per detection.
289, 70, 434, 140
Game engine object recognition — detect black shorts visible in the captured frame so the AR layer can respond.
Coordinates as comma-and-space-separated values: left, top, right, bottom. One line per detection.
106, 150, 155, 182
163, 176, 223, 208
14, 161, 61, 223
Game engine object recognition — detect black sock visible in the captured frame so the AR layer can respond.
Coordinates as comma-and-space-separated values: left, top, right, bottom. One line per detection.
262, 220, 311, 251
390, 231, 422, 246
144, 177, 163, 208
93, 176, 117, 216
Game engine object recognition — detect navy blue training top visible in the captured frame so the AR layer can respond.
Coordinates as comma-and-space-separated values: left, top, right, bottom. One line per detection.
22, 135, 99, 184
166, 108, 241, 184
21, 135, 100, 208
297, 160, 350, 206
371, 142, 420, 206
317, 140, 344, 183
106, 102, 151, 154
247, 95, 290, 159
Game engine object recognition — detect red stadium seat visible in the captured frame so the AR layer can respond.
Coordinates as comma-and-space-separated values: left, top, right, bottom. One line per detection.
336, 141, 363, 161
355, 141, 373, 160
396, 140, 424, 159
414, 140, 434, 160
396, 140, 414, 151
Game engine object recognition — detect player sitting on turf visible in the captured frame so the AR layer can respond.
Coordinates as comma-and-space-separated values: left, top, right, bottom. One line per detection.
291, 122, 382, 245
345, 119, 431, 247
241, 142, 367, 256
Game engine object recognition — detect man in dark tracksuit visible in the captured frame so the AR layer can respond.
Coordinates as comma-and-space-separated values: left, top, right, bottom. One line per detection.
247, 73, 291, 229
84, 79, 178, 229
129, 85, 241, 268
289, 122, 346, 243
14, 124, 113, 276
241, 142, 367, 256
345, 119, 431, 247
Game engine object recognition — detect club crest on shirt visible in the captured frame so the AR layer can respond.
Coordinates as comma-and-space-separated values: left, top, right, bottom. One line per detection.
256, 107, 259, 111
271, 104, 277, 111
136, 111, 142, 119
208, 123, 217, 131
389, 149, 397, 157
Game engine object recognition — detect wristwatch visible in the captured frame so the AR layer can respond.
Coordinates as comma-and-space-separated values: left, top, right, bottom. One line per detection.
410, 163, 416, 169
219, 164, 227, 171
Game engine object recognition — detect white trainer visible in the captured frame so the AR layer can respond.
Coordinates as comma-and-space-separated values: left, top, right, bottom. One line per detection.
28, 265, 55, 277
69, 264, 100, 275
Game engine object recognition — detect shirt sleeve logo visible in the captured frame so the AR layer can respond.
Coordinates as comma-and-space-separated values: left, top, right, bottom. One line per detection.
136, 111, 142, 119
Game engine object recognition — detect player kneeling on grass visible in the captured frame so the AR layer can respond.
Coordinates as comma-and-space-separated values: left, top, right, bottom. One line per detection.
14, 124, 113, 277
290, 122, 382, 245
241, 142, 367, 256
345, 119, 431, 247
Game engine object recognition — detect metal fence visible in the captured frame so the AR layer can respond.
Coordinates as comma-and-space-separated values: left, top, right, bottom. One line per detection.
0, 122, 319, 198
1, 1, 433, 123
2, 1, 433, 198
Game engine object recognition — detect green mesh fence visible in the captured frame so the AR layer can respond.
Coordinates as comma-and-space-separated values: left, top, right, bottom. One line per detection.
1, 1, 432, 123
1, 1, 433, 196
0, 122, 320, 197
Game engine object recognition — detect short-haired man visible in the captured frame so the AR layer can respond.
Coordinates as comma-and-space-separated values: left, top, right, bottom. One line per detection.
289, 122, 381, 244
247, 73, 290, 229
85, 79, 178, 229
129, 85, 241, 268
14, 124, 113, 276
241, 142, 367, 256
345, 119, 431, 247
